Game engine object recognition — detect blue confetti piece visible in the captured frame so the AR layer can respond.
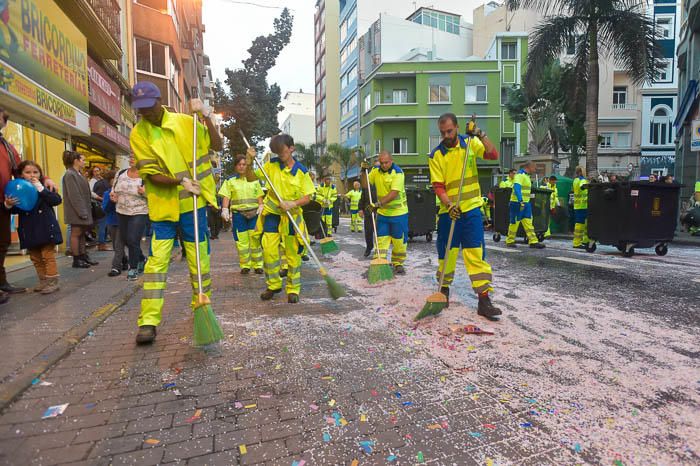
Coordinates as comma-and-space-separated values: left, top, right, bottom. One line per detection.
387, 454, 397, 462
469, 432, 482, 438
402, 401, 413, 406
395, 392, 402, 398
466, 385, 477, 392
323, 432, 331, 442
525, 398, 537, 404
520, 422, 533, 428
31, 378, 39, 385
84, 403, 96, 409
163, 383, 176, 389
529, 410, 540, 416
359, 440, 374, 454
574, 443, 582, 453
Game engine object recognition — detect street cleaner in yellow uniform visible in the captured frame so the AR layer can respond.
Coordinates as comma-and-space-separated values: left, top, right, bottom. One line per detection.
499, 169, 515, 188
219, 154, 264, 275
360, 151, 408, 275
129, 81, 222, 344
345, 181, 363, 232
572, 166, 589, 249
506, 161, 546, 249
246, 134, 315, 304
541, 175, 560, 239
316, 176, 338, 236
430, 113, 501, 319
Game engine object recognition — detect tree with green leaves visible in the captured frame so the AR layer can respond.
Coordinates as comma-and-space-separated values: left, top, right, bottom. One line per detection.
213, 8, 294, 176
506, 0, 663, 178
327, 143, 360, 192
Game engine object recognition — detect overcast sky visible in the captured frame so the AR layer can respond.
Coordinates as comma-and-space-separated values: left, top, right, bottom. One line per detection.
202, 0, 317, 97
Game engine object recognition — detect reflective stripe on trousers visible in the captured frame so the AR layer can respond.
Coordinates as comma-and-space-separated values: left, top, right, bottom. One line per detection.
262, 232, 302, 294
376, 235, 407, 266
436, 247, 493, 295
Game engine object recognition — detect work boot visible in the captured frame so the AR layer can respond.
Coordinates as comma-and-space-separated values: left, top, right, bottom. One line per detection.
82, 254, 99, 266
302, 255, 310, 262
33, 279, 47, 292
287, 293, 299, 304
477, 294, 502, 320
108, 268, 121, 277
364, 247, 372, 257
0, 291, 8, 304
127, 269, 138, 281
254, 268, 264, 275
135, 325, 156, 344
40, 278, 59, 295
505, 243, 517, 248
394, 265, 406, 275
440, 286, 450, 308
529, 242, 545, 249
0, 282, 26, 294
72, 257, 90, 269
97, 244, 113, 252
280, 269, 288, 278
241, 268, 251, 275
260, 288, 282, 301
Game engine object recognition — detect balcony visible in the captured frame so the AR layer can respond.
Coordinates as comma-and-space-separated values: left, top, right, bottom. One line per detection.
60, 0, 122, 60
611, 103, 638, 111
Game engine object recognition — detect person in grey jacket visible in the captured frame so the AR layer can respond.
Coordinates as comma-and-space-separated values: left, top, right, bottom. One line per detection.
61, 151, 98, 269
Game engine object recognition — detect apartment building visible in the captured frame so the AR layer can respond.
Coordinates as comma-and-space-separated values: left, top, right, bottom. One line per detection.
279, 92, 316, 146
315, 0, 341, 148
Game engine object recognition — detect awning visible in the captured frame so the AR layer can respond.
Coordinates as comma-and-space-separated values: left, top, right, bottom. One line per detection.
674, 79, 698, 132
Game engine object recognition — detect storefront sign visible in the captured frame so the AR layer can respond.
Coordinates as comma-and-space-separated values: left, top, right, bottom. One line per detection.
691, 120, 700, 151
0, 61, 88, 133
90, 115, 129, 151
3, 0, 89, 112
88, 57, 120, 123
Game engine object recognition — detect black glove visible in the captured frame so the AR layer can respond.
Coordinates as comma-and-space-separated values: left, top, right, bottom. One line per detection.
360, 160, 371, 170
466, 117, 484, 138
365, 201, 381, 214
447, 203, 462, 220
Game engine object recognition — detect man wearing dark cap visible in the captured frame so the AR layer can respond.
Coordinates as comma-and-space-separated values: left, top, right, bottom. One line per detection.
129, 81, 222, 344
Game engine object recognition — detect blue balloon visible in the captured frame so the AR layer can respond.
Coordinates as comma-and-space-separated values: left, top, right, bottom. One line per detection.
5, 179, 39, 211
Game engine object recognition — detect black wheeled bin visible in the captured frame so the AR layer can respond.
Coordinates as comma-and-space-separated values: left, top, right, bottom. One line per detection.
586, 181, 681, 256
517, 186, 553, 242
406, 187, 435, 242
332, 198, 340, 233
303, 200, 323, 236
491, 187, 511, 242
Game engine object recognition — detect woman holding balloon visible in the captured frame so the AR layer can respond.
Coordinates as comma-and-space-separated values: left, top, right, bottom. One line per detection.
62, 151, 97, 269
3, 161, 63, 294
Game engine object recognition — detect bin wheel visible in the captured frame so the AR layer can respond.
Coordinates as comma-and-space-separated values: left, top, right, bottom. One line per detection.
426, 232, 433, 243
585, 242, 597, 253
655, 244, 668, 256
622, 247, 635, 258
616, 244, 625, 252
493, 233, 501, 242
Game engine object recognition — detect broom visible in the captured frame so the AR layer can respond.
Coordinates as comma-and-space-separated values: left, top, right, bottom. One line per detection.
319, 204, 339, 255
190, 111, 224, 346
415, 136, 472, 321
240, 131, 346, 300
364, 163, 393, 284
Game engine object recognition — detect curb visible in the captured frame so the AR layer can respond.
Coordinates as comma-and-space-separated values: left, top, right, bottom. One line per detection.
0, 282, 142, 412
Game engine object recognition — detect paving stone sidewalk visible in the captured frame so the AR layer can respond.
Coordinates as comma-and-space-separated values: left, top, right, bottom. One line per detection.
0, 233, 577, 465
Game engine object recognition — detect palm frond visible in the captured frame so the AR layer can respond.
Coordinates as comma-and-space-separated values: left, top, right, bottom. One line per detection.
598, 7, 664, 84
525, 16, 581, 95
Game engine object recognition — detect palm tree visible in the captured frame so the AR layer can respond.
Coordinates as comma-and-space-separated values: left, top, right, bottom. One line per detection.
327, 143, 359, 192
294, 142, 318, 172
506, 0, 663, 178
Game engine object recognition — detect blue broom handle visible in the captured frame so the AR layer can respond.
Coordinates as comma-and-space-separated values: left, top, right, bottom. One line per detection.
191, 113, 204, 294
437, 136, 471, 290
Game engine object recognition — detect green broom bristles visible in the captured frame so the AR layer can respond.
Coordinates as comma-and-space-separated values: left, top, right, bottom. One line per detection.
319, 237, 339, 255
414, 292, 448, 321
319, 268, 346, 299
193, 296, 224, 346
368, 258, 393, 284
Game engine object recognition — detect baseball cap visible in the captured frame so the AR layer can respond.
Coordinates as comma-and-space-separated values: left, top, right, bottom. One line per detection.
131, 81, 161, 109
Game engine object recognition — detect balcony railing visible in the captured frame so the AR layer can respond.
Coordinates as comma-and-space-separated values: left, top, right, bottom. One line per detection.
611, 103, 637, 111
88, 0, 121, 46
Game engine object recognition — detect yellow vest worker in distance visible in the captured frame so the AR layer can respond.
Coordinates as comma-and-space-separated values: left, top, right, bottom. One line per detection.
572, 166, 589, 248
430, 113, 501, 320
219, 154, 264, 274
499, 169, 515, 188
129, 81, 222, 345
246, 134, 315, 304
506, 161, 546, 248
345, 181, 363, 232
360, 151, 409, 275
316, 177, 338, 236
542, 175, 560, 238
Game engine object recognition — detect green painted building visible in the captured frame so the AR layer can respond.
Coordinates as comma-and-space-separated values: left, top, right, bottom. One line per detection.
358, 35, 529, 190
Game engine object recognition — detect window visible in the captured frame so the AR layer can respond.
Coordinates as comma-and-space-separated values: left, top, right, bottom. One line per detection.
374, 91, 381, 104
656, 59, 673, 82
501, 87, 509, 105
340, 18, 348, 43
429, 135, 442, 150
465, 85, 487, 103
599, 133, 613, 148
656, 17, 673, 39
392, 89, 408, 103
347, 65, 357, 83
617, 132, 631, 148
340, 36, 357, 65
650, 107, 672, 145
347, 123, 358, 140
429, 84, 450, 103
364, 93, 371, 113
613, 86, 627, 106
374, 139, 381, 154
501, 42, 516, 60
135, 38, 167, 76
393, 138, 408, 154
